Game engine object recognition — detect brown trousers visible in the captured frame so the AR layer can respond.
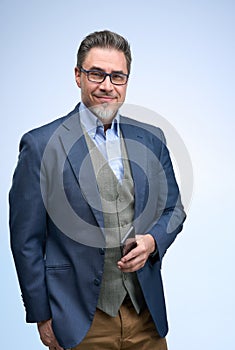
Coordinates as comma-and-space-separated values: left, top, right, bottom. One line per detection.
71, 297, 167, 350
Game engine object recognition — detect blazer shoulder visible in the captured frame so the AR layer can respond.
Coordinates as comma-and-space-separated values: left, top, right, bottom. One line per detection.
120, 115, 165, 143
20, 104, 80, 149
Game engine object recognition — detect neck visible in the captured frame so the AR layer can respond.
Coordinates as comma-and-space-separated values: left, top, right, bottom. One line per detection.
103, 123, 112, 133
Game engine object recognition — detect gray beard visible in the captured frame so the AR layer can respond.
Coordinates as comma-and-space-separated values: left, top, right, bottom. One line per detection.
90, 103, 118, 122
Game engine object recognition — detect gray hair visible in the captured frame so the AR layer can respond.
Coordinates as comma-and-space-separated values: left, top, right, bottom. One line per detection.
76, 30, 132, 74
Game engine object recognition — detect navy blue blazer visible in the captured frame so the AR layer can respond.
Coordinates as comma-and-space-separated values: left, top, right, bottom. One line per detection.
9, 103, 186, 349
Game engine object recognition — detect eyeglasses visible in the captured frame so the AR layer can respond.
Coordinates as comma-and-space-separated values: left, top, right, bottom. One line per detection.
80, 67, 129, 86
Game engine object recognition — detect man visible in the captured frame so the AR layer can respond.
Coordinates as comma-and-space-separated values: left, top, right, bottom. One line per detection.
9, 30, 186, 350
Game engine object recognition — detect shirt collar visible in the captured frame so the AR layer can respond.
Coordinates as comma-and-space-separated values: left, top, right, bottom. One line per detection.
79, 102, 120, 139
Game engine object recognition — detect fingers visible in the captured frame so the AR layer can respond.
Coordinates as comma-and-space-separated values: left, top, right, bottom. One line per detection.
117, 254, 145, 272
37, 319, 64, 350
117, 244, 147, 272
117, 234, 156, 272
48, 340, 64, 350
118, 259, 144, 272
49, 345, 64, 350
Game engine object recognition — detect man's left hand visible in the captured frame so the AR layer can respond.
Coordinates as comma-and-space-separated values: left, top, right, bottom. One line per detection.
117, 234, 155, 272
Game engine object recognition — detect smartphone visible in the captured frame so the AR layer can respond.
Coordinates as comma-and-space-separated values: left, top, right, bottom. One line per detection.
121, 226, 137, 256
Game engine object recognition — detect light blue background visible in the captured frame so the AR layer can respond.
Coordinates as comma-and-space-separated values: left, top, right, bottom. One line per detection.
1, 1, 234, 349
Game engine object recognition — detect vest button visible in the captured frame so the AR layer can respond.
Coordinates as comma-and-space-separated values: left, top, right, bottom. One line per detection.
123, 273, 127, 280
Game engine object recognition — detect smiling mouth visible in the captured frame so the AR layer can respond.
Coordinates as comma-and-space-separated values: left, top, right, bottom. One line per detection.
94, 94, 116, 102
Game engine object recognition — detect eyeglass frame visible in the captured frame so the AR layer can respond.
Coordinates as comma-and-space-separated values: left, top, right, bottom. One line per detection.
79, 67, 129, 86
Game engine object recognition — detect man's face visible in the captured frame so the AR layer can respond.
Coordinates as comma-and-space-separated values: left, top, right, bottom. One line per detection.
75, 47, 128, 122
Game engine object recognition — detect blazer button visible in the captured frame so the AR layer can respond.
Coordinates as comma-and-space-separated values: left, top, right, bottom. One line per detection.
99, 248, 105, 255
94, 278, 100, 286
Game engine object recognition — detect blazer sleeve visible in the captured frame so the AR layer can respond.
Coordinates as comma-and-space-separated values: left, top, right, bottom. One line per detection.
9, 132, 51, 323
148, 128, 186, 263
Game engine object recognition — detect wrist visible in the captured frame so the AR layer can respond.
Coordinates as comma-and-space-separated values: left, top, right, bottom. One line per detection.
145, 234, 156, 254
37, 319, 51, 326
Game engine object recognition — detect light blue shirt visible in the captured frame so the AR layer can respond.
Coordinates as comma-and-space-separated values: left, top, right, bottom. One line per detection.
79, 103, 124, 182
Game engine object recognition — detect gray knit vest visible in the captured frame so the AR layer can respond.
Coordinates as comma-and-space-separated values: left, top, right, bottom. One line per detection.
83, 130, 145, 317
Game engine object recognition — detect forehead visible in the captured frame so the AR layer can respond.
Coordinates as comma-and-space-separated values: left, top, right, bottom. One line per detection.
83, 47, 128, 72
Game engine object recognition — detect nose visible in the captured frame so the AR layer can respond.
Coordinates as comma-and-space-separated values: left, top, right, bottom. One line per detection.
99, 75, 113, 91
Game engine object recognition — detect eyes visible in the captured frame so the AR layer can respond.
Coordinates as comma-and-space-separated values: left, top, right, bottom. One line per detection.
80, 67, 129, 86
90, 71, 127, 84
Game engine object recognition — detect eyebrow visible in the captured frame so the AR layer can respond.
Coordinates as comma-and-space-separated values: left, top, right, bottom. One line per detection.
88, 66, 126, 74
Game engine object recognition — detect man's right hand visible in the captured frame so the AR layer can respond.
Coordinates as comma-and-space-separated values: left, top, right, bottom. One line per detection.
37, 319, 64, 350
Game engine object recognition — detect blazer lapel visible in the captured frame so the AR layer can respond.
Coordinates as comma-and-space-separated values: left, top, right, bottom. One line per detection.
59, 111, 105, 231
59, 112, 149, 233
120, 118, 148, 225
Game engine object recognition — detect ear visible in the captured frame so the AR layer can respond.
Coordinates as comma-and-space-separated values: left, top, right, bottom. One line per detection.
75, 67, 81, 88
